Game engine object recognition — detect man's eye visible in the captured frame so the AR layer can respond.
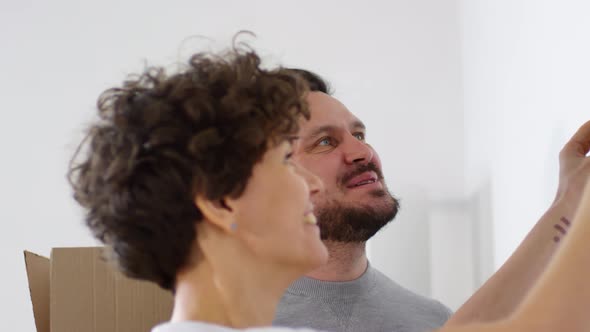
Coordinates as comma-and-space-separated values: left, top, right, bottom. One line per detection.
307, 136, 337, 153
353, 132, 365, 141
317, 137, 333, 146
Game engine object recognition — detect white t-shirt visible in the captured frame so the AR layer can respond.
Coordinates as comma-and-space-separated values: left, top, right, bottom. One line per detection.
152, 321, 322, 332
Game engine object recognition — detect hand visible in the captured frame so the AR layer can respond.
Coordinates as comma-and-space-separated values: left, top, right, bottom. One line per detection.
555, 120, 590, 214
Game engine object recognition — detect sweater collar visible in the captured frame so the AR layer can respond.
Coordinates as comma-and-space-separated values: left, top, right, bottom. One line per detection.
285, 264, 376, 299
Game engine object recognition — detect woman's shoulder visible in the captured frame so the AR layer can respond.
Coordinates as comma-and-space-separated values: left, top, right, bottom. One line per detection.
152, 321, 323, 332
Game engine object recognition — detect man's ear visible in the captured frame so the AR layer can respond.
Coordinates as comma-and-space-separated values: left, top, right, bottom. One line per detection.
194, 195, 237, 233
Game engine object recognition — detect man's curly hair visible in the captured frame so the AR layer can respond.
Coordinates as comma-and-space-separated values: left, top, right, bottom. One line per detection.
68, 48, 310, 290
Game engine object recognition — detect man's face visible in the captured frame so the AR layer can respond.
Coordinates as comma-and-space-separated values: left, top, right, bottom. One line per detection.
294, 92, 399, 242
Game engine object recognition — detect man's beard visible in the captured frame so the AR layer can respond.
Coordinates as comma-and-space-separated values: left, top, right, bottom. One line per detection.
315, 163, 400, 242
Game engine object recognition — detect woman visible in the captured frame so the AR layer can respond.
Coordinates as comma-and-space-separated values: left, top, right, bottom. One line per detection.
69, 47, 328, 331
69, 44, 590, 332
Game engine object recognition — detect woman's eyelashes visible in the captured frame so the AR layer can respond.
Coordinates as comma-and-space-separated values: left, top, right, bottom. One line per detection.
284, 151, 294, 164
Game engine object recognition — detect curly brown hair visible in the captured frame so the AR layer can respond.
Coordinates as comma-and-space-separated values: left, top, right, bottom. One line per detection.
68, 47, 310, 290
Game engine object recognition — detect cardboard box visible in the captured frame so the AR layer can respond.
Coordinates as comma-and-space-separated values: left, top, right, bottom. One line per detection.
24, 247, 174, 332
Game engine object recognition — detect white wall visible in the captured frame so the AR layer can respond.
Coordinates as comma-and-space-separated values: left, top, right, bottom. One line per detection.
429, 200, 474, 310
462, 0, 590, 268
1, 1, 464, 330
361, 0, 465, 301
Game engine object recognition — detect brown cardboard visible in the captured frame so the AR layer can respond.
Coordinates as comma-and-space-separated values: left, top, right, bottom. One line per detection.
24, 251, 50, 332
24, 247, 174, 332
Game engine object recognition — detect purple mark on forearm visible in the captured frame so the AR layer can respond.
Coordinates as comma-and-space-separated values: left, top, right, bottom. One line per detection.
554, 224, 567, 235
560, 217, 571, 227
553, 216, 572, 243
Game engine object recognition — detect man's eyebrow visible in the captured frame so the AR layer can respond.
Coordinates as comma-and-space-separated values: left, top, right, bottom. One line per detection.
305, 121, 367, 140
306, 125, 336, 139
352, 121, 366, 131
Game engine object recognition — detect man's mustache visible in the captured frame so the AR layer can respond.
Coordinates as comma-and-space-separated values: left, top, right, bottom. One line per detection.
339, 162, 384, 186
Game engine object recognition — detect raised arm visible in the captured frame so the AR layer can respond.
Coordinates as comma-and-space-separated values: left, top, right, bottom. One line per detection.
439, 171, 590, 332
445, 120, 590, 326
510, 175, 590, 330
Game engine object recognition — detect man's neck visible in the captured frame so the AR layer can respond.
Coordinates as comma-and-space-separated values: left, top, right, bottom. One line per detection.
305, 241, 368, 281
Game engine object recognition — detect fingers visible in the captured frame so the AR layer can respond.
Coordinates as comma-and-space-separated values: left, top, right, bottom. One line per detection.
562, 120, 590, 157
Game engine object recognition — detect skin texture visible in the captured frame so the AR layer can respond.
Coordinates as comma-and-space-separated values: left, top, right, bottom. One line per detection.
171, 141, 328, 328
295, 92, 388, 214
223, 140, 328, 269
293, 91, 398, 281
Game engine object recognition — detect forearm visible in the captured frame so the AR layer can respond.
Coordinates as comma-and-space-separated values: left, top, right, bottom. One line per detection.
511, 187, 590, 331
445, 198, 575, 326
445, 120, 590, 329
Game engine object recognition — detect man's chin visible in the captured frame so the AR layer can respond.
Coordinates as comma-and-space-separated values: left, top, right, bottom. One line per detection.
342, 189, 391, 206
315, 195, 400, 243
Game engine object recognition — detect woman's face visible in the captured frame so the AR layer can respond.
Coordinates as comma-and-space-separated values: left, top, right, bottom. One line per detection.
231, 140, 328, 270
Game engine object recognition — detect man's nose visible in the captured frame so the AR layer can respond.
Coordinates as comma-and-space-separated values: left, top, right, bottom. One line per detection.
343, 135, 373, 164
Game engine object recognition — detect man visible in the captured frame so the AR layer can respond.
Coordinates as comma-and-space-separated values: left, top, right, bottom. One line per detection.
273, 69, 452, 332
274, 69, 590, 332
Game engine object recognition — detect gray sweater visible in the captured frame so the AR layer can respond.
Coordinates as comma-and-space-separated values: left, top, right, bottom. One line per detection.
273, 265, 452, 332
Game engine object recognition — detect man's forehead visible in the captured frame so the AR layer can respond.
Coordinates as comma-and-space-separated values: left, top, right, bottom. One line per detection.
301, 92, 364, 134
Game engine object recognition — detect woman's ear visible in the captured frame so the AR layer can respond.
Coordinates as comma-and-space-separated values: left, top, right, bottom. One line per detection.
194, 195, 237, 233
